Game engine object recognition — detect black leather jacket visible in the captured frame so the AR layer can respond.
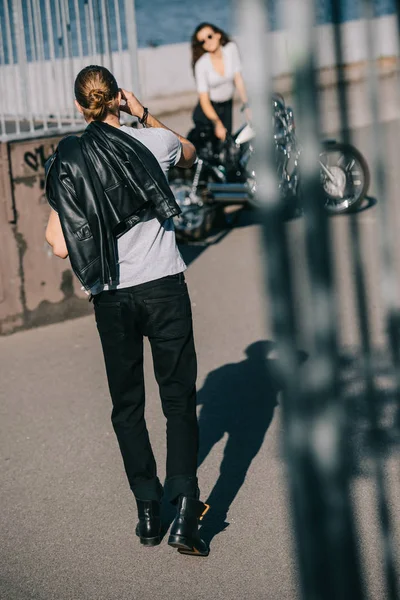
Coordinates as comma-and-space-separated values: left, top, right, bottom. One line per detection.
45, 121, 181, 291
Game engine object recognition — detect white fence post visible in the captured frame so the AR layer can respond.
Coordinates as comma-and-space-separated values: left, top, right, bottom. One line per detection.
0, 0, 141, 140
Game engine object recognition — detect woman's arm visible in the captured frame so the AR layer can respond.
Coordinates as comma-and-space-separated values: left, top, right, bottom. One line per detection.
45, 209, 69, 259
198, 92, 227, 141
234, 72, 252, 122
234, 72, 248, 105
194, 58, 226, 141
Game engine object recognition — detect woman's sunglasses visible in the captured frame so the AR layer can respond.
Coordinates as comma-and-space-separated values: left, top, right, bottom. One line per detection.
197, 33, 214, 45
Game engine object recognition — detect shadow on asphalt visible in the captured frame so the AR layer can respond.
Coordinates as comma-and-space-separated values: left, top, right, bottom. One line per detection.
340, 348, 400, 477
178, 207, 260, 267
159, 340, 282, 543
354, 196, 378, 213
159, 343, 400, 548
325, 195, 377, 216
170, 192, 377, 271
351, 195, 377, 213
194, 341, 400, 547
195, 341, 307, 547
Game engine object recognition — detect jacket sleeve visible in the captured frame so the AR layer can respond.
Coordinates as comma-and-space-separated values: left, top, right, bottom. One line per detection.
45, 154, 59, 211
45, 156, 103, 290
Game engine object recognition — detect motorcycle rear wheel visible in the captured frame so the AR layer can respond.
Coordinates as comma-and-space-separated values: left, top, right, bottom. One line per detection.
320, 142, 370, 214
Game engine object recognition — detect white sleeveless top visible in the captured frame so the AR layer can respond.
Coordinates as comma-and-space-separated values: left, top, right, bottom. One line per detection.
194, 42, 242, 103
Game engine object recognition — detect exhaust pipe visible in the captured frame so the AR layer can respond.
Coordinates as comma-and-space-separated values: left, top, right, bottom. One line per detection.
206, 182, 251, 205
208, 183, 249, 194
210, 193, 250, 204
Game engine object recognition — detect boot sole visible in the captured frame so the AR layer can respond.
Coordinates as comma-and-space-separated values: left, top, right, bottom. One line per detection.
168, 534, 209, 556
138, 535, 161, 547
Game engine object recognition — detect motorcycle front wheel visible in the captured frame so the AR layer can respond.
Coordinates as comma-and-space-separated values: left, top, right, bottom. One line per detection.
319, 142, 370, 214
169, 178, 218, 242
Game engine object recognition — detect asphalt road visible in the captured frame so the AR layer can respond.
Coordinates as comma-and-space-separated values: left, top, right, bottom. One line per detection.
1, 74, 400, 600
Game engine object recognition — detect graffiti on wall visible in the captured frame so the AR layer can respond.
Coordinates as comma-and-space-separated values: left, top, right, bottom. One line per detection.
23, 143, 56, 173
11, 142, 58, 207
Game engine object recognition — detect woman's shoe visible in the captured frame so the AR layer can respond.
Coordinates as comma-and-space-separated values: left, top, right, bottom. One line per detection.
135, 499, 161, 547
168, 496, 210, 556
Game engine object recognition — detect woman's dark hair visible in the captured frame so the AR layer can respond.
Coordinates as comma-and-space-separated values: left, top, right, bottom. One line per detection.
74, 65, 120, 121
191, 22, 231, 73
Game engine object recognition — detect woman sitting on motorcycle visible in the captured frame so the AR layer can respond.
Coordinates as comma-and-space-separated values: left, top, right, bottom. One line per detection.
191, 22, 251, 142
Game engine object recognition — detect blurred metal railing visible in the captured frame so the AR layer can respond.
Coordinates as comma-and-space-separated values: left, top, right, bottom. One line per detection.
237, 0, 400, 598
0, 0, 140, 141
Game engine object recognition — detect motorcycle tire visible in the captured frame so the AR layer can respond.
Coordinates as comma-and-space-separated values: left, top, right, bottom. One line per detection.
169, 178, 218, 243
174, 205, 218, 243
320, 141, 370, 215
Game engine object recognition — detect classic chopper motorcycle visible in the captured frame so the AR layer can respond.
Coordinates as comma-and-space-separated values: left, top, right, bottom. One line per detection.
169, 93, 370, 242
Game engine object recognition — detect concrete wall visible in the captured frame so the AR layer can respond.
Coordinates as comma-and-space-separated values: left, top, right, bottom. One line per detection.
0, 142, 23, 333
0, 134, 92, 335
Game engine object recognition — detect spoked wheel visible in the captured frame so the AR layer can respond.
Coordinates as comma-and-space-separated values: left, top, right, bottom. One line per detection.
319, 142, 370, 214
169, 179, 217, 242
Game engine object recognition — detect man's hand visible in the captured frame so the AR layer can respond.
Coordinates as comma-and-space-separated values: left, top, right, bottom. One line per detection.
119, 88, 145, 120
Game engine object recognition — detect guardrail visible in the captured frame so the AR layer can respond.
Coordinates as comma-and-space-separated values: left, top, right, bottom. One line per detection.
0, 2, 399, 141
0, 0, 140, 140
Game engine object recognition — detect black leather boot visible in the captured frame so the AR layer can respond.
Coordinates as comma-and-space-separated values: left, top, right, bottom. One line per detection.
168, 496, 210, 556
135, 499, 161, 547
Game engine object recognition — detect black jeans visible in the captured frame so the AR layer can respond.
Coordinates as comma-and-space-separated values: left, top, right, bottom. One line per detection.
93, 273, 199, 504
192, 98, 233, 135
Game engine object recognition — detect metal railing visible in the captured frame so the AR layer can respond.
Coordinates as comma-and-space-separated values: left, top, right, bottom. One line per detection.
0, 0, 140, 140
237, 0, 400, 598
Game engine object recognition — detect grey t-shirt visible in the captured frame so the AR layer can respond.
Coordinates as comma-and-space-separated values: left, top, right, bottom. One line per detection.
91, 126, 187, 294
